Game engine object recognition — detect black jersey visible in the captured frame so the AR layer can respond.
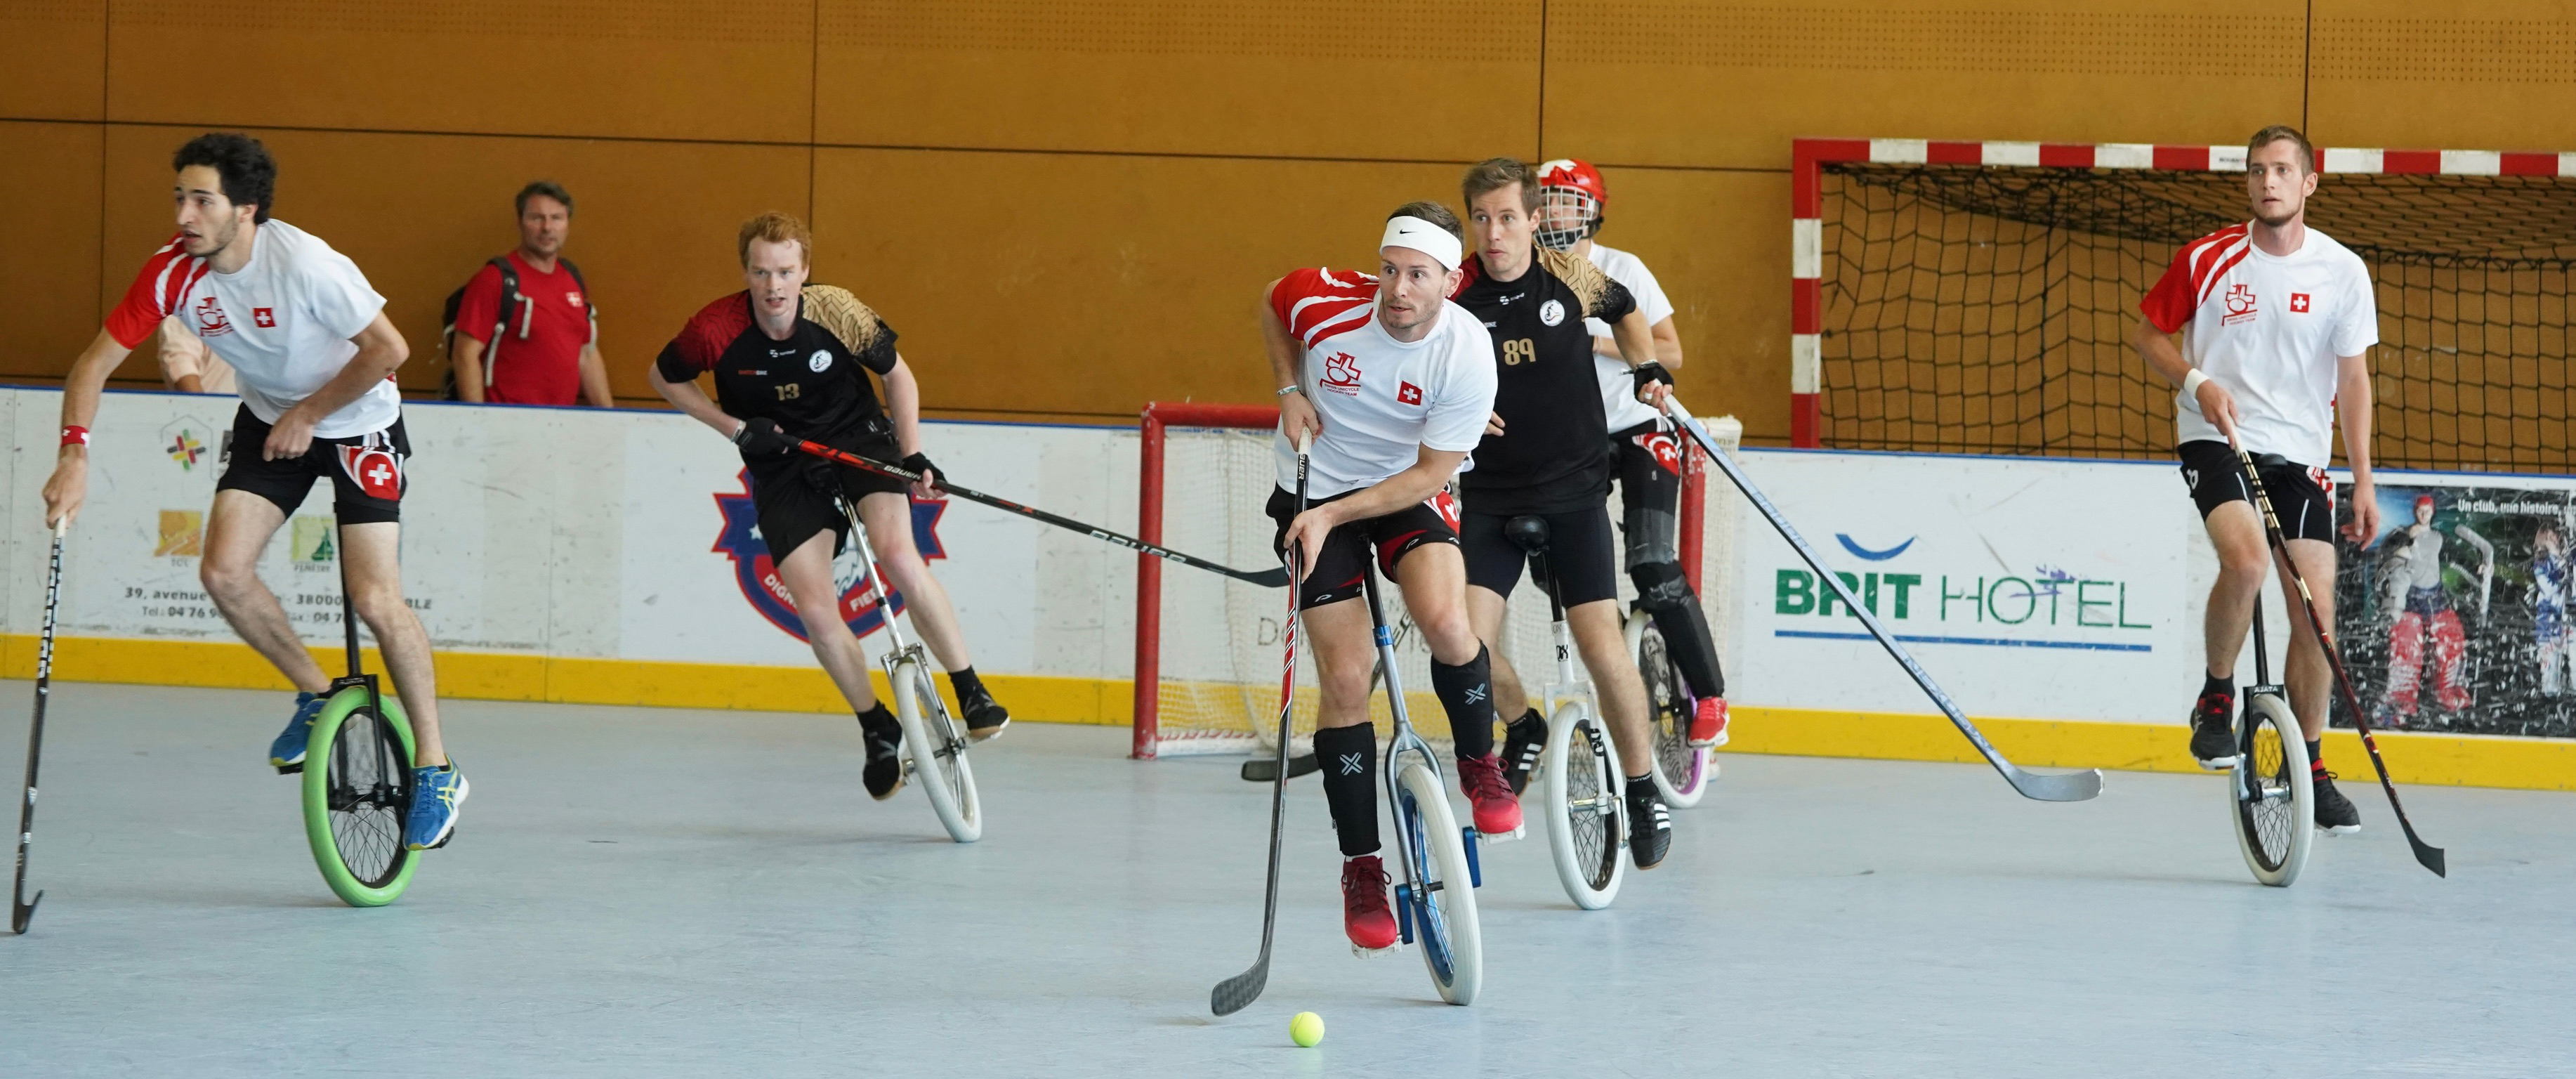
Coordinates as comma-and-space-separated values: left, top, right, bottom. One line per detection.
656, 285, 903, 467
1452, 247, 1638, 514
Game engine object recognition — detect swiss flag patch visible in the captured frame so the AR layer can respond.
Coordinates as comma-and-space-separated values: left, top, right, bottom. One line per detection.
2289, 293, 2311, 313
1635, 431, 1683, 476
336, 445, 405, 502
1428, 489, 1461, 532
251, 308, 276, 328
1396, 381, 1423, 406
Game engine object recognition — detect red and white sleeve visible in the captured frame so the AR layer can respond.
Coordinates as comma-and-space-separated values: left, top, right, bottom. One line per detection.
104, 237, 197, 349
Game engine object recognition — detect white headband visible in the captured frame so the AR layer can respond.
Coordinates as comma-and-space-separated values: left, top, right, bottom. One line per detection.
1381, 216, 1463, 272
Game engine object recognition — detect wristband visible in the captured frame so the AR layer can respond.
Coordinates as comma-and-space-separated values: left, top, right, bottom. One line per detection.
60, 426, 88, 447
1276, 385, 1303, 398
2181, 369, 2209, 399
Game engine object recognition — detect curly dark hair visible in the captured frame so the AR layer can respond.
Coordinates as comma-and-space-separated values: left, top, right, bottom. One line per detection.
172, 133, 277, 224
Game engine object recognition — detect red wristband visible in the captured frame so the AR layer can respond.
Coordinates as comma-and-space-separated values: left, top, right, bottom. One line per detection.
60, 426, 88, 447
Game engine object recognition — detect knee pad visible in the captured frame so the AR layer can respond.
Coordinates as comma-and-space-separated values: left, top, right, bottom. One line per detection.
1629, 560, 1725, 699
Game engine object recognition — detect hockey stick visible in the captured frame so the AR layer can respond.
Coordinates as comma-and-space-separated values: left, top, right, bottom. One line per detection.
13, 519, 67, 935
1662, 398, 2103, 802
2233, 450, 2446, 877
1240, 658, 1391, 781
1211, 432, 1310, 1016
794, 441, 1290, 589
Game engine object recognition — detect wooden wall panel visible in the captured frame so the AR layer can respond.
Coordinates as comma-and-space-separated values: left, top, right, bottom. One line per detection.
816, 0, 1540, 161
0, 123, 107, 379
810, 148, 1468, 417
1589, 166, 1791, 443
0, 3, 105, 120
2309, 1, 2576, 152
98, 126, 810, 399
1539, 1, 2307, 170
105, 1, 813, 144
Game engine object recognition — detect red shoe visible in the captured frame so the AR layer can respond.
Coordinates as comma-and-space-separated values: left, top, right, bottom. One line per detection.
1688, 697, 1730, 747
1454, 753, 1524, 839
1341, 855, 1400, 954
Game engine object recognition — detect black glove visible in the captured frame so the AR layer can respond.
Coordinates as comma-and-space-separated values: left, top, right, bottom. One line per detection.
1630, 360, 1674, 394
732, 417, 794, 457
901, 452, 940, 485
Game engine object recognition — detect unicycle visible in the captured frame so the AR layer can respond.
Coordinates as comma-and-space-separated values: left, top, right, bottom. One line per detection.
2230, 597, 2314, 887
1508, 516, 1627, 910
296, 561, 419, 908
837, 497, 980, 843
1358, 565, 1481, 1005
1628, 612, 1712, 808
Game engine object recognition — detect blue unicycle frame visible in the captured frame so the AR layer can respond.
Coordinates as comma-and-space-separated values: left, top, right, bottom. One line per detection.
1358, 568, 1481, 981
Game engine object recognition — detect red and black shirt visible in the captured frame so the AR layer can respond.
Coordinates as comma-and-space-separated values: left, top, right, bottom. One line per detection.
1451, 247, 1638, 514
656, 285, 902, 465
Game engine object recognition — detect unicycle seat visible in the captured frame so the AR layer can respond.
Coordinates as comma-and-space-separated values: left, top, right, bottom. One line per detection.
1504, 515, 1551, 554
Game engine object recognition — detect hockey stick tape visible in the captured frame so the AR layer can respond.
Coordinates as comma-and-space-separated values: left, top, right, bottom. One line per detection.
1381, 216, 1462, 271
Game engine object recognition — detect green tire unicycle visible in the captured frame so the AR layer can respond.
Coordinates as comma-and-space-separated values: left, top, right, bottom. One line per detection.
297, 556, 420, 908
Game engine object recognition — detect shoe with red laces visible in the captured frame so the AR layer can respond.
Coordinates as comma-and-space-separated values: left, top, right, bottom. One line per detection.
1688, 696, 1730, 747
1455, 753, 1524, 839
1341, 855, 1400, 955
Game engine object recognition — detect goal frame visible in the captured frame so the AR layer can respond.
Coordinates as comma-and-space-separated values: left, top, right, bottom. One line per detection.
1131, 399, 1714, 759
1788, 136, 2576, 448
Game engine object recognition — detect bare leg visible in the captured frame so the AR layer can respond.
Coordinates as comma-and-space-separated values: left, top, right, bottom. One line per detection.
2201, 502, 2271, 681
336, 521, 448, 766
1299, 598, 1375, 731
200, 490, 331, 695
1568, 599, 1652, 771
2276, 537, 2339, 741
775, 529, 881, 713
1391, 545, 1481, 665
1466, 586, 1530, 718
857, 492, 974, 671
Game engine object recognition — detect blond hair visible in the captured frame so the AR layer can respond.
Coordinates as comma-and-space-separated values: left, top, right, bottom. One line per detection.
1461, 157, 1539, 213
737, 211, 812, 267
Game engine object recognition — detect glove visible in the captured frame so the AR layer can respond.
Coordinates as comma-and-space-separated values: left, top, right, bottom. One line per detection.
901, 452, 938, 482
1629, 361, 1674, 393
732, 417, 794, 457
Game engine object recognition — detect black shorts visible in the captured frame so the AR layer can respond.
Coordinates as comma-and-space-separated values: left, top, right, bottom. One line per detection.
1265, 485, 1461, 610
1459, 502, 1620, 608
215, 405, 410, 525
1610, 419, 1685, 569
752, 422, 908, 561
2177, 439, 2338, 542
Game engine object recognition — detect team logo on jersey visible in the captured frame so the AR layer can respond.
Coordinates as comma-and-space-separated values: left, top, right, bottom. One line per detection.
1397, 381, 1423, 406
1539, 299, 1565, 327
2290, 292, 2311, 313
1634, 430, 1682, 476
809, 349, 833, 373
568, 292, 585, 308
1320, 351, 1362, 395
336, 444, 405, 502
711, 469, 947, 643
251, 307, 276, 329
193, 295, 233, 337
1428, 489, 1461, 532
2221, 284, 2258, 325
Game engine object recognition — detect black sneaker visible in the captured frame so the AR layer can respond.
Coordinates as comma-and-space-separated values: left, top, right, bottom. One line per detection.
1625, 780, 1671, 870
2313, 770, 2361, 835
1500, 710, 1546, 795
2189, 688, 2239, 770
858, 707, 906, 801
959, 682, 1011, 743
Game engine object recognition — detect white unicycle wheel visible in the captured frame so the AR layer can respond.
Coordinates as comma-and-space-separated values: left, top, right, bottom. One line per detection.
2230, 692, 2311, 887
892, 657, 981, 843
1540, 702, 1626, 910
1393, 759, 1481, 1005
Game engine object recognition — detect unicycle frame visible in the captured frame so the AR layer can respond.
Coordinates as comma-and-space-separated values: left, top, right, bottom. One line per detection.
1519, 528, 1628, 906
1353, 568, 1479, 950
303, 540, 419, 906
832, 497, 973, 790
2238, 599, 2286, 803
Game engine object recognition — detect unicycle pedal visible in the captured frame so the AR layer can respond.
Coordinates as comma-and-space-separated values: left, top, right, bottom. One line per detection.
1461, 828, 1483, 887
1393, 883, 1415, 945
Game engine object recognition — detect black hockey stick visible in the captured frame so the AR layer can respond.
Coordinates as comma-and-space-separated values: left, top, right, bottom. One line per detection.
1240, 658, 1390, 782
1662, 399, 2103, 802
2234, 450, 2445, 877
795, 441, 1290, 589
13, 520, 67, 935
1211, 433, 1310, 1017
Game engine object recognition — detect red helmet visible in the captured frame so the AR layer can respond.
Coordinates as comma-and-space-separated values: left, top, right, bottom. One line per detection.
1535, 158, 1607, 251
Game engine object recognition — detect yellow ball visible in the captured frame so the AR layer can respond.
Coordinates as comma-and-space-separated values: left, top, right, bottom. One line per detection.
1289, 1011, 1325, 1047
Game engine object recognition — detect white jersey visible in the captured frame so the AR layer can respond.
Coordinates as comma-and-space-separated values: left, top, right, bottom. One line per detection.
1584, 242, 1676, 433
1268, 268, 1498, 499
2142, 222, 2377, 466
107, 221, 397, 438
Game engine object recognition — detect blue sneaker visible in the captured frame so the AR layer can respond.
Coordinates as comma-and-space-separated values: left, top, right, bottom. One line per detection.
269, 692, 327, 773
405, 762, 470, 851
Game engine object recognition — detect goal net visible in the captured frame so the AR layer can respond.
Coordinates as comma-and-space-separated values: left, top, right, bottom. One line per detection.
1791, 139, 2576, 471
1132, 401, 1744, 759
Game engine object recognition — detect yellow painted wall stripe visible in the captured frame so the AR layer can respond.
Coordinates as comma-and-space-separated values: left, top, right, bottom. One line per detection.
6, 635, 2568, 792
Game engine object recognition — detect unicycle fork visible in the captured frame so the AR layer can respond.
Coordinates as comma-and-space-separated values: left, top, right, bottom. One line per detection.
1358, 564, 1483, 1005
835, 497, 982, 843
1506, 516, 1628, 910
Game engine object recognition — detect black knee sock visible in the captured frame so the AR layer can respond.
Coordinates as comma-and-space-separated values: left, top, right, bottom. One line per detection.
1431, 644, 1497, 762
1631, 561, 1726, 698
1313, 724, 1381, 857
947, 665, 985, 699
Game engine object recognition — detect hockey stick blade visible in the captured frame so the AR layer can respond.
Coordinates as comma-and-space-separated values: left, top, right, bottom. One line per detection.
1661, 400, 2102, 802
794, 441, 1289, 588
9, 891, 38, 936
1240, 753, 1320, 783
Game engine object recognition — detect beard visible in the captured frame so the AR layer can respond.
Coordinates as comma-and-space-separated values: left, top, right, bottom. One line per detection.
2252, 201, 2301, 228
184, 218, 238, 256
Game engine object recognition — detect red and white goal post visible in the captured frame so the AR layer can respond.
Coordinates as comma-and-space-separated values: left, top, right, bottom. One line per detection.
1791, 137, 2576, 469
1131, 400, 1745, 759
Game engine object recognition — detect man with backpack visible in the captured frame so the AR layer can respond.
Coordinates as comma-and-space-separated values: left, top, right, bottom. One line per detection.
447, 181, 615, 406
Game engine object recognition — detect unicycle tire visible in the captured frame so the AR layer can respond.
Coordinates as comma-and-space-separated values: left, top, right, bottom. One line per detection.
2230, 693, 2313, 887
1540, 703, 1626, 910
891, 657, 981, 843
1394, 759, 1480, 1005
1635, 620, 1713, 808
301, 688, 420, 908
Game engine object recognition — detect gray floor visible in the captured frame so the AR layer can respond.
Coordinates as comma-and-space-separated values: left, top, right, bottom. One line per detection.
0, 682, 2568, 1078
